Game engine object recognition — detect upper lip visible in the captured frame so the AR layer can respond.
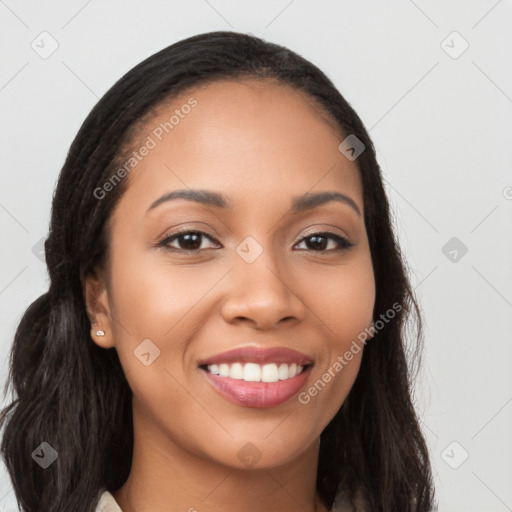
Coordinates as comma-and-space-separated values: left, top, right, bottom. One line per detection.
197, 346, 313, 367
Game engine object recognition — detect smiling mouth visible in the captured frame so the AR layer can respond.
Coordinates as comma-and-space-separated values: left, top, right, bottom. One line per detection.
199, 362, 314, 408
200, 362, 311, 382
197, 345, 314, 407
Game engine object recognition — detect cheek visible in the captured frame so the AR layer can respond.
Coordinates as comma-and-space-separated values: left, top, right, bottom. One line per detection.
305, 252, 375, 344
296, 337, 364, 434
119, 356, 216, 459
106, 253, 230, 403
295, 253, 374, 419
108, 247, 230, 340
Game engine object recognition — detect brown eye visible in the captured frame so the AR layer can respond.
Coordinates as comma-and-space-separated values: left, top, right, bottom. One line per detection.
157, 230, 353, 254
295, 232, 354, 252
158, 230, 220, 252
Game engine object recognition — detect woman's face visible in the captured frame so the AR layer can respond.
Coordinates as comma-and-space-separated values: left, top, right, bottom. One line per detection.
87, 79, 375, 468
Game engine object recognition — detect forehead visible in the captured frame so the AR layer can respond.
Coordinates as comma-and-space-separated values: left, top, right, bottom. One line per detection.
112, 78, 363, 219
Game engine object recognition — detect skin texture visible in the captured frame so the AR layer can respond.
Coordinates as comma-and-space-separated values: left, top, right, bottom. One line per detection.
85, 79, 376, 512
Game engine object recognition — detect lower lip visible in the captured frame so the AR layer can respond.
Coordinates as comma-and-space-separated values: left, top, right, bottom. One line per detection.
201, 366, 312, 408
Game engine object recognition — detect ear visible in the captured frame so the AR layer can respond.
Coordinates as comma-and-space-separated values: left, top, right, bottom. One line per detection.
83, 268, 115, 349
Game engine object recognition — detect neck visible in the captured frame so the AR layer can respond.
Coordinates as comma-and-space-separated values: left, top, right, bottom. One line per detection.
113, 403, 329, 512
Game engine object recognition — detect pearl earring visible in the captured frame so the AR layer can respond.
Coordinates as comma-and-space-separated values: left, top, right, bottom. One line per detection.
96, 330, 105, 336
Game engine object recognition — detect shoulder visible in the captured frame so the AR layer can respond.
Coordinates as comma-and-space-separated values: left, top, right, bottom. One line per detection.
95, 490, 123, 512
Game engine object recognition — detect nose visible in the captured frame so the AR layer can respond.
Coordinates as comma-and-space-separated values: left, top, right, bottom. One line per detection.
220, 251, 306, 330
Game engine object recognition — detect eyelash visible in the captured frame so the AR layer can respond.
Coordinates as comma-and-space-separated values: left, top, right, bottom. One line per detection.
156, 229, 354, 254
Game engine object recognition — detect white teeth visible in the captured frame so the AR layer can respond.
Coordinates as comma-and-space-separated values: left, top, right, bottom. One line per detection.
278, 363, 289, 380
206, 362, 305, 382
243, 363, 261, 381
219, 363, 229, 377
229, 362, 244, 379
261, 363, 279, 383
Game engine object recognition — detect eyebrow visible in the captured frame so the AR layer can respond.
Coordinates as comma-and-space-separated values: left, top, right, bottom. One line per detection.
146, 189, 362, 217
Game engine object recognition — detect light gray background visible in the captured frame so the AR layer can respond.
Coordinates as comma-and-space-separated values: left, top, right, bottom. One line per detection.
1, 1, 511, 511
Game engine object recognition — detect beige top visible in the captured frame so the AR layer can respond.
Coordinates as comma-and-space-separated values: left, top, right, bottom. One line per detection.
95, 491, 122, 512
95, 487, 368, 512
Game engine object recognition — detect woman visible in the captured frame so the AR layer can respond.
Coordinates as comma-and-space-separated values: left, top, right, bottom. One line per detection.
0, 31, 435, 512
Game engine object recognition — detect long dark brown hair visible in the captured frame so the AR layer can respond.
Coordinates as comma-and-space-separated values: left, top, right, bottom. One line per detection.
0, 31, 435, 512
